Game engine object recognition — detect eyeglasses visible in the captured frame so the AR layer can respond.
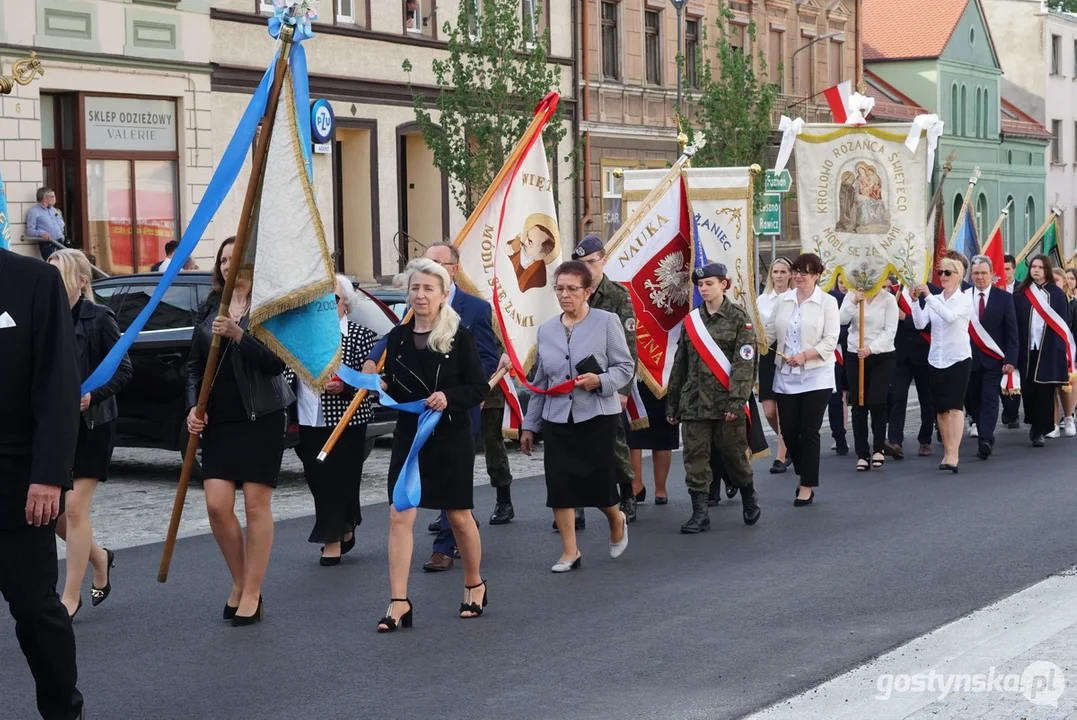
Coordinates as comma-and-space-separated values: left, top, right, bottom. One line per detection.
334, 295, 342, 302
434, 261, 458, 268
791, 270, 813, 277
938, 270, 956, 277
553, 285, 584, 294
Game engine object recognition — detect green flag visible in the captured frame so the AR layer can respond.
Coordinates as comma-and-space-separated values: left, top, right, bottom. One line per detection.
1014, 218, 1060, 282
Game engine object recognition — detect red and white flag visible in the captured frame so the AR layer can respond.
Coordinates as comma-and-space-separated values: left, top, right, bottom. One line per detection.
625, 381, 649, 430
823, 81, 852, 124
1002, 369, 1021, 395
499, 375, 523, 439
604, 174, 693, 395
980, 222, 1008, 290
683, 308, 750, 418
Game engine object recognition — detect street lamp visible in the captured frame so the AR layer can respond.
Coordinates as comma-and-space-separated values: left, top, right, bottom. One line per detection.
791, 31, 844, 95
670, 0, 688, 118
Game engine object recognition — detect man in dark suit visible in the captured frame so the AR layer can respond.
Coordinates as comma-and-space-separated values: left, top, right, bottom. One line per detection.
965, 255, 1018, 459
1000, 254, 1022, 427
885, 282, 941, 458
364, 243, 507, 572
0, 248, 84, 719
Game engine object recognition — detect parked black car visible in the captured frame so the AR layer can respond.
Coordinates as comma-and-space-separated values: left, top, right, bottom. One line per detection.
91, 272, 397, 476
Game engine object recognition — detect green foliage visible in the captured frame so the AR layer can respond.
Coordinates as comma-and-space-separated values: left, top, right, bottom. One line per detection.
402, 0, 568, 218
1046, 0, 1077, 12
677, 3, 780, 209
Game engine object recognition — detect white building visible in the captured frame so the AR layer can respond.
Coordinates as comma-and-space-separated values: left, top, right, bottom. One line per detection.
984, 0, 1077, 259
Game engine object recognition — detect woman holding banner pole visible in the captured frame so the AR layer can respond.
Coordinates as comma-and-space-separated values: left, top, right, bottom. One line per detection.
186, 237, 294, 626
911, 257, 971, 471
840, 278, 898, 471
1013, 255, 1071, 447
765, 253, 840, 507
757, 257, 792, 473
376, 258, 488, 632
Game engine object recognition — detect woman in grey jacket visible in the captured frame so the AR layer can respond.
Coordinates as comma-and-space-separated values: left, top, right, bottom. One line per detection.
520, 261, 635, 572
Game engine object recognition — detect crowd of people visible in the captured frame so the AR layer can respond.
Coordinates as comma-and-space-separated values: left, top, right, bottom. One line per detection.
3, 230, 1076, 718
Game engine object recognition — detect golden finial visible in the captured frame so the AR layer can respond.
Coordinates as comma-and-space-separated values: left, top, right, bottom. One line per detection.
749, 164, 762, 176
0, 53, 44, 95
612, 168, 624, 178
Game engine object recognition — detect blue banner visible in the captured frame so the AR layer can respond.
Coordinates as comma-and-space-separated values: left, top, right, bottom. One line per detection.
0, 171, 9, 251
80, 57, 277, 395
953, 205, 979, 274
690, 210, 709, 309
335, 366, 441, 511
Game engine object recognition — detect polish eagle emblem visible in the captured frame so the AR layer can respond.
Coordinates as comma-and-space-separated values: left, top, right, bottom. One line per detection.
643, 251, 690, 315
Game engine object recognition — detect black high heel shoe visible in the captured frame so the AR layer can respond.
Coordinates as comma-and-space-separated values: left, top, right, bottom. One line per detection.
377, 598, 413, 633
459, 581, 489, 619
634, 488, 647, 503
222, 604, 239, 621
90, 548, 116, 607
231, 596, 263, 627
939, 463, 959, 474
793, 490, 815, 507
340, 532, 356, 556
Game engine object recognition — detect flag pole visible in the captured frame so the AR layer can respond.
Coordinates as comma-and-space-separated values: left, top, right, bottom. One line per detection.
158, 26, 295, 583
604, 152, 693, 260
316, 94, 560, 462
947, 167, 981, 249
1014, 208, 1061, 267
926, 150, 957, 224
980, 198, 1014, 255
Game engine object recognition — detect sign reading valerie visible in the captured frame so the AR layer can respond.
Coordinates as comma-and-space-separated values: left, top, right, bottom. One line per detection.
85, 97, 177, 153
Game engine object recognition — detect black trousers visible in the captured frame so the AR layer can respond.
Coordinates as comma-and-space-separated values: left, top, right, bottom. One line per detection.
965, 365, 1003, 445
1001, 392, 1021, 425
888, 359, 935, 446
777, 389, 832, 487
1023, 353, 1061, 438
0, 522, 83, 720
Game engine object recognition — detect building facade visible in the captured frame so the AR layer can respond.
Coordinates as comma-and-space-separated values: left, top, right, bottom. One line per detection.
0, 0, 213, 272
983, 0, 1077, 259
210, 0, 576, 283
583, 0, 858, 243
865, 0, 1050, 256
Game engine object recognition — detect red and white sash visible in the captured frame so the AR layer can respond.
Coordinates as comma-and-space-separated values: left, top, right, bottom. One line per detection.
967, 302, 1005, 361
1025, 286, 1077, 374
834, 346, 844, 366
624, 381, 649, 430
684, 308, 750, 417
897, 287, 932, 344
1001, 368, 1021, 395
499, 375, 523, 439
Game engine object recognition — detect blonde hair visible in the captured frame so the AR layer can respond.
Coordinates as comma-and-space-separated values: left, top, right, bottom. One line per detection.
938, 257, 963, 279
406, 257, 460, 354
763, 257, 792, 295
48, 249, 94, 303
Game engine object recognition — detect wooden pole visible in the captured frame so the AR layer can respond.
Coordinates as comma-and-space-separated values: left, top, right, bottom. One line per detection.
1014, 209, 1060, 268
858, 299, 865, 406
947, 169, 981, 249
317, 98, 558, 462
157, 28, 295, 583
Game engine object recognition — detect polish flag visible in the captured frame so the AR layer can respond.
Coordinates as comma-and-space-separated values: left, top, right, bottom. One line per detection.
981, 223, 1008, 290
625, 381, 649, 430
499, 375, 523, 439
823, 81, 852, 124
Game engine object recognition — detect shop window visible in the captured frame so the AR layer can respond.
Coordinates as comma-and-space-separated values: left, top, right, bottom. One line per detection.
405, 0, 435, 37
600, 158, 638, 241
86, 159, 178, 275
602, 1, 619, 80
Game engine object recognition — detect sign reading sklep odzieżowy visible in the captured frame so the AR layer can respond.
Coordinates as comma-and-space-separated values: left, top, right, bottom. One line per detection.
84, 97, 177, 153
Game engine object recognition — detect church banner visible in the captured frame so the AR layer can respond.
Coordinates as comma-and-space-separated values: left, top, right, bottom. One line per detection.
622, 166, 766, 348
792, 123, 931, 293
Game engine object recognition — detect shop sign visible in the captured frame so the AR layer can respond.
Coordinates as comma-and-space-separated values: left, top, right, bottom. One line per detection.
310, 99, 335, 144
85, 97, 177, 153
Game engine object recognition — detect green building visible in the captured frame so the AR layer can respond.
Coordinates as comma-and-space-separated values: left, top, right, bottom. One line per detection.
863, 0, 1050, 254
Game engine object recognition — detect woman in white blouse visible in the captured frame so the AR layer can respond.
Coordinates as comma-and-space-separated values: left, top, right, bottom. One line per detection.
840, 277, 899, 471
757, 257, 792, 473
911, 257, 972, 472
764, 253, 840, 506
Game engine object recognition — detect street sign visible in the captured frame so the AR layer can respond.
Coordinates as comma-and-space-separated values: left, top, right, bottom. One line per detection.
764, 169, 791, 194
754, 193, 782, 235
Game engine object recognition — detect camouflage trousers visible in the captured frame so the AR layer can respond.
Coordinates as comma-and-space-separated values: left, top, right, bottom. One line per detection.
480, 406, 512, 488
614, 420, 633, 487
682, 419, 754, 494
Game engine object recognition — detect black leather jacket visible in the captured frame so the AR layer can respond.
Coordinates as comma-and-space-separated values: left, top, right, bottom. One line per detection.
74, 298, 132, 429
185, 309, 294, 420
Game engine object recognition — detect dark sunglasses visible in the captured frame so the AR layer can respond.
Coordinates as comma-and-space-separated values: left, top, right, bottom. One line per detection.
938, 270, 957, 277
334, 295, 342, 301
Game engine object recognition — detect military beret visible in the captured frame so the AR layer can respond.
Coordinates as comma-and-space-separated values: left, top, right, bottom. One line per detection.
693, 262, 728, 280
573, 235, 604, 259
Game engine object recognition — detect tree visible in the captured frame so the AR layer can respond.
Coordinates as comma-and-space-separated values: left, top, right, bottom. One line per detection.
402, 0, 569, 218
677, 3, 779, 205
1046, 0, 1077, 12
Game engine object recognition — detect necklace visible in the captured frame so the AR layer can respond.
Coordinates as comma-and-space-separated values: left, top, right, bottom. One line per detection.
229, 297, 250, 322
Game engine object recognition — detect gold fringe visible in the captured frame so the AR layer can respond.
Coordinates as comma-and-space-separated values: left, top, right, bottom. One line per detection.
797, 125, 920, 144
1001, 388, 1022, 396
629, 417, 651, 431
638, 364, 668, 399
749, 447, 771, 462
501, 427, 520, 440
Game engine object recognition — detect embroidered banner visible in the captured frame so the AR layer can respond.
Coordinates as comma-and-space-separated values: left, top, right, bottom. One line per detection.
792, 124, 932, 295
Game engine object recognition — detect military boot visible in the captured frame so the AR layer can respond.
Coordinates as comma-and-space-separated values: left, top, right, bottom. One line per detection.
620, 484, 637, 523
681, 491, 711, 534
740, 484, 761, 526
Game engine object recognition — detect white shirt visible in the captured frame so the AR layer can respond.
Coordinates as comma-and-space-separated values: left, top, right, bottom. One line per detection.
158, 256, 172, 272
297, 317, 350, 426
839, 291, 898, 355
1029, 284, 1048, 351
773, 289, 836, 395
1006, 281, 1015, 294
756, 290, 780, 323
912, 289, 972, 369
968, 284, 991, 319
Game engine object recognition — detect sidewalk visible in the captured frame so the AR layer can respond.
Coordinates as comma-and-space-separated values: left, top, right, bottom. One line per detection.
747, 568, 1077, 719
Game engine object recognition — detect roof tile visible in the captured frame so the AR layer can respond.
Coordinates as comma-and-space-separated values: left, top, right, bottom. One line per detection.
863, 0, 971, 61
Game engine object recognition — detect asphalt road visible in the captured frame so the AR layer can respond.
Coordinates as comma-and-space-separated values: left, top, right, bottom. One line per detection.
2, 426, 1075, 720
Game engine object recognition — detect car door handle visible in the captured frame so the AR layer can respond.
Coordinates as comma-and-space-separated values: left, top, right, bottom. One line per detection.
157, 353, 184, 364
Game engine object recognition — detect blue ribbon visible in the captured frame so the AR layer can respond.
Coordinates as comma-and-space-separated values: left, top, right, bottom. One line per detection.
335, 365, 441, 511
0, 170, 11, 251
80, 57, 278, 395
268, 2, 317, 43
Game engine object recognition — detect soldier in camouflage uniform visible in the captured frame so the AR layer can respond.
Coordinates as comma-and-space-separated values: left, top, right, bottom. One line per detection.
482, 338, 515, 525
573, 235, 639, 525
667, 262, 761, 533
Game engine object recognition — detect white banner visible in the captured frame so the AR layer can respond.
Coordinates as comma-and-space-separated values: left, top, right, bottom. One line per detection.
793, 123, 931, 293
457, 138, 562, 371
622, 166, 765, 346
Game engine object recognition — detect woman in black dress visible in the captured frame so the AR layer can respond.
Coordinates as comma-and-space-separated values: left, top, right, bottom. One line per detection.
376, 258, 488, 632
186, 237, 294, 626
293, 275, 376, 565
625, 381, 677, 504
47, 249, 131, 618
